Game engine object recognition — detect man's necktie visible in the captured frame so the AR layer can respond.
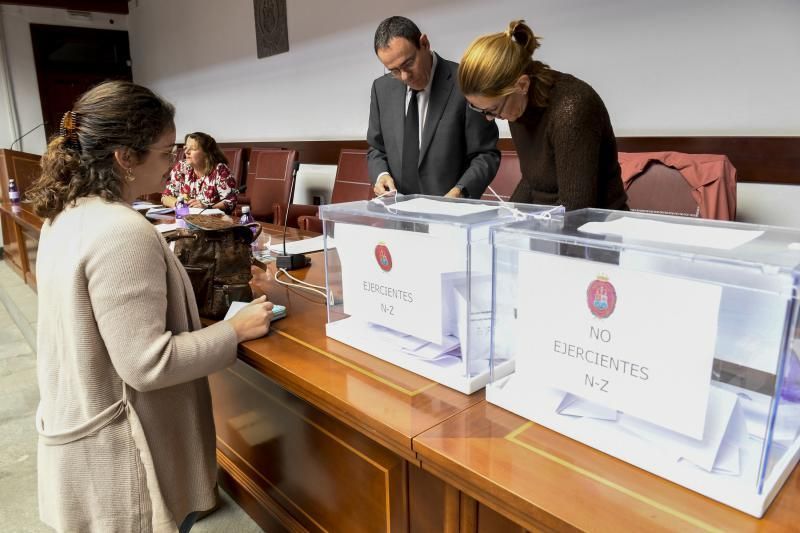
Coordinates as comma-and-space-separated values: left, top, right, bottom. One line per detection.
402, 89, 420, 194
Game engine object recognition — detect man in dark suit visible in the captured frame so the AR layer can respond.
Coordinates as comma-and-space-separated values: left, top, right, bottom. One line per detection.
367, 16, 500, 199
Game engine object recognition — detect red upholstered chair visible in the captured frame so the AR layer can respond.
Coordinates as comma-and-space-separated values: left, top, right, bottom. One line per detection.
275, 149, 371, 233
481, 150, 521, 202
221, 147, 245, 190
241, 148, 298, 222
619, 152, 737, 220
624, 162, 700, 217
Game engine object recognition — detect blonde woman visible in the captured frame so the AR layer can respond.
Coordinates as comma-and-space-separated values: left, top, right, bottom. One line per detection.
459, 20, 628, 211
27, 81, 273, 532
162, 132, 238, 213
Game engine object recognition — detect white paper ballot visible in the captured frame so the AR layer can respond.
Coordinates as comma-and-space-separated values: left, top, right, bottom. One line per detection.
579, 217, 763, 250
387, 197, 499, 217
557, 394, 619, 421
269, 235, 329, 255
618, 387, 743, 472
401, 335, 460, 360
516, 252, 721, 439
224, 301, 248, 319
334, 223, 466, 344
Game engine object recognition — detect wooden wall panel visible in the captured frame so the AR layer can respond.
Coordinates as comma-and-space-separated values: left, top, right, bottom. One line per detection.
221, 137, 800, 185
209, 359, 409, 532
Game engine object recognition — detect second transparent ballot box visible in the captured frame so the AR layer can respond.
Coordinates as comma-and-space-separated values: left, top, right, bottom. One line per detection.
487, 208, 800, 516
319, 195, 561, 394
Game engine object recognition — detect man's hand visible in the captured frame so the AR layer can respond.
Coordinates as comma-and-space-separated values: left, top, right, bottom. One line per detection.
249, 265, 270, 298
373, 174, 397, 196
445, 186, 464, 198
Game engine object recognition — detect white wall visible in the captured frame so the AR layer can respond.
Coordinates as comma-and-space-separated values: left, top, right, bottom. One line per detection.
2, 2, 798, 226
0, 5, 127, 154
128, 0, 800, 140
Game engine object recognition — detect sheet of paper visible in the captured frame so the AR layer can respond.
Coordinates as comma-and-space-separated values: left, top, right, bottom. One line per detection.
132, 202, 161, 211
334, 223, 466, 344
224, 301, 248, 320
711, 441, 741, 475
269, 235, 329, 255
147, 206, 174, 216
154, 222, 183, 233
557, 394, 619, 421
402, 335, 461, 360
387, 197, 499, 217
618, 387, 741, 472
516, 252, 721, 439
579, 217, 763, 250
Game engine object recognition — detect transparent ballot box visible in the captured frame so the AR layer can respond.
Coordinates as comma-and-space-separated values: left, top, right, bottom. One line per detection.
487, 208, 800, 516
319, 195, 561, 394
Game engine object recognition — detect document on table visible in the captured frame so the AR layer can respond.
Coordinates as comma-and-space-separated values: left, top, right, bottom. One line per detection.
387, 197, 499, 217
268, 235, 330, 254
579, 217, 763, 250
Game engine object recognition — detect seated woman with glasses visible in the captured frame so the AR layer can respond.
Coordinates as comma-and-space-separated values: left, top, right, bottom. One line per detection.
162, 131, 238, 213
458, 20, 628, 211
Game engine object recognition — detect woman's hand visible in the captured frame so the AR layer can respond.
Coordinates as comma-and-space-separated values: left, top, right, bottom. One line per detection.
227, 295, 274, 342
188, 198, 204, 208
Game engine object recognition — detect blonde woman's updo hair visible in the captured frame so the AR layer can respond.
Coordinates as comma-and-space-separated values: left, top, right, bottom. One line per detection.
27, 80, 175, 220
459, 20, 554, 107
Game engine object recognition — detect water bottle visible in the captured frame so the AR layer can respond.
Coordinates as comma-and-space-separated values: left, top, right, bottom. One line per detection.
175, 195, 189, 219
239, 205, 256, 232
8, 178, 20, 204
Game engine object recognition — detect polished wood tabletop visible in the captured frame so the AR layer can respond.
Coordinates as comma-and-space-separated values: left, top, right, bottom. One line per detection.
413, 400, 800, 532
0, 200, 44, 233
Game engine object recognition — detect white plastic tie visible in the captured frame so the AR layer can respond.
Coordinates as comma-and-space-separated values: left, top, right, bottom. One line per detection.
485, 186, 562, 221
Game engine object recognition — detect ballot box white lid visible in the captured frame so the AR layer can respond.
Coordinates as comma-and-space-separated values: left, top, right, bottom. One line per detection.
488, 208, 800, 517
318, 194, 561, 394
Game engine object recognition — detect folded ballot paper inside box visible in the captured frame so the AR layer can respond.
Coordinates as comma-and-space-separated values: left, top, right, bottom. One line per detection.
319, 194, 560, 394
487, 208, 800, 517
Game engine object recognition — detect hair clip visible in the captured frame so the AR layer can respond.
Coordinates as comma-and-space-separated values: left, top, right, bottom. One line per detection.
60, 111, 81, 151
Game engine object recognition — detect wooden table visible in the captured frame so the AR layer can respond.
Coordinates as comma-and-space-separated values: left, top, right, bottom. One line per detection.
413, 401, 800, 532
210, 245, 486, 531
0, 201, 43, 289
3, 203, 799, 531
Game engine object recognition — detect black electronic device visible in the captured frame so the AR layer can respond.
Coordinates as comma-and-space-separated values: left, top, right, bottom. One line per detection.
275, 161, 310, 270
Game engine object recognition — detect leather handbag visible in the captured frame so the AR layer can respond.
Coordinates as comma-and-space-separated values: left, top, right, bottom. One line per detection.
168, 215, 261, 319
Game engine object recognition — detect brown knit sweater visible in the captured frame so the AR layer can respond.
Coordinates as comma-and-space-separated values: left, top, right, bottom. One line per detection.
508, 70, 628, 211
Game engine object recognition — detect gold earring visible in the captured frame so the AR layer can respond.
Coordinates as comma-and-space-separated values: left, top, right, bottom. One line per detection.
125, 167, 136, 183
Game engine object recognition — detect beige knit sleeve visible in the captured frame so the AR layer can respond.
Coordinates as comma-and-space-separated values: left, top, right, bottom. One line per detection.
85, 218, 238, 391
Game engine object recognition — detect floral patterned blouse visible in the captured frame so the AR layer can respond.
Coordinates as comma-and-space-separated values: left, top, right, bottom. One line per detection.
163, 160, 238, 213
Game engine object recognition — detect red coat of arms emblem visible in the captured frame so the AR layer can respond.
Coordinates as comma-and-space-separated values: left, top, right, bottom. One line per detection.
375, 243, 392, 272
587, 275, 616, 318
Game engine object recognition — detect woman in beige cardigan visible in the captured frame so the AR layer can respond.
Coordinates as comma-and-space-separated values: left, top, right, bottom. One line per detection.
26, 81, 274, 533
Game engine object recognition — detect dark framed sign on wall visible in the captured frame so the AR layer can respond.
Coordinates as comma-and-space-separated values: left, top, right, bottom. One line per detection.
254, 0, 289, 58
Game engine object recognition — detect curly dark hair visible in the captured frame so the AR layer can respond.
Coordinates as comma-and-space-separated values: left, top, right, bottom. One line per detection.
184, 132, 229, 176
27, 80, 175, 219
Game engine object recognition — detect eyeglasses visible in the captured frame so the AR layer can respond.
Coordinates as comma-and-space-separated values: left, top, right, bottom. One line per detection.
467, 94, 510, 119
150, 145, 180, 164
387, 49, 418, 79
